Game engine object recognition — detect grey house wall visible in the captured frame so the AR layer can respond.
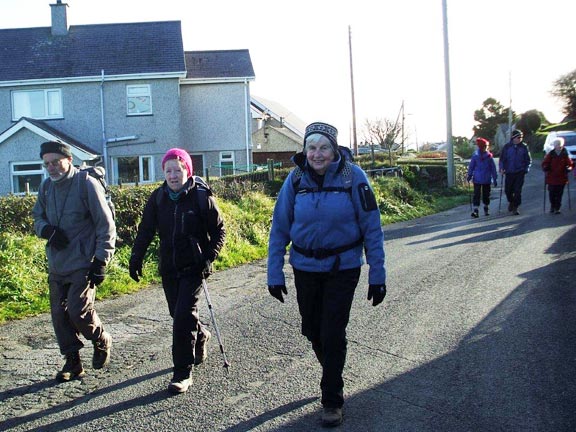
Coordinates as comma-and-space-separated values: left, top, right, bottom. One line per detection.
180, 81, 252, 174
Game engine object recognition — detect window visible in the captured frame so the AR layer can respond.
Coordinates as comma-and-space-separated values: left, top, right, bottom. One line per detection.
191, 154, 204, 177
12, 89, 63, 120
127, 85, 152, 115
113, 156, 154, 185
11, 162, 46, 194
219, 152, 235, 176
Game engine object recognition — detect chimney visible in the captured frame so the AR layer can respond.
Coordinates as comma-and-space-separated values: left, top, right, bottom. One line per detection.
50, 0, 69, 36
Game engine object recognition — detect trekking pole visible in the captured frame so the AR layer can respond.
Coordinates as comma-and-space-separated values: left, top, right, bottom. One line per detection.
498, 174, 504, 214
568, 177, 572, 210
468, 180, 473, 212
202, 278, 231, 371
543, 177, 547, 214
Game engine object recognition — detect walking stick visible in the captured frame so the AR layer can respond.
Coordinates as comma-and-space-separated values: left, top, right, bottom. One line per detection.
202, 278, 231, 371
498, 174, 504, 214
568, 177, 572, 210
543, 176, 547, 214
468, 180, 473, 212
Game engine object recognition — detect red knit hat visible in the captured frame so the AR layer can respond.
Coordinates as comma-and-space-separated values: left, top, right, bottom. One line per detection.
476, 137, 489, 149
162, 148, 193, 178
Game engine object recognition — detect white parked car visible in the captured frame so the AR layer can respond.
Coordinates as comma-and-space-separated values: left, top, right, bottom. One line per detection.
543, 130, 576, 160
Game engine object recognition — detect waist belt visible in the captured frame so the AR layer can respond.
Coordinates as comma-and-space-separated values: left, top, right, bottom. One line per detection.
292, 237, 363, 259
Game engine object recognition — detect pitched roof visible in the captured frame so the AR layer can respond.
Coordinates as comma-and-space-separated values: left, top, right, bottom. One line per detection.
0, 21, 186, 82
184, 50, 255, 80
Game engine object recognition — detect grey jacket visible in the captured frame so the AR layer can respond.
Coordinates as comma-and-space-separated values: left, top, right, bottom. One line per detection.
32, 167, 116, 276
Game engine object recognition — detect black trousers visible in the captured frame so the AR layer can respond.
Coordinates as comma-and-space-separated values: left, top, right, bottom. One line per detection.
548, 184, 566, 210
293, 267, 361, 408
472, 183, 491, 207
504, 172, 526, 208
162, 273, 207, 378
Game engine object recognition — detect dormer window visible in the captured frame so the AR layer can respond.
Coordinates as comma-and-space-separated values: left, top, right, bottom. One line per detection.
127, 85, 152, 115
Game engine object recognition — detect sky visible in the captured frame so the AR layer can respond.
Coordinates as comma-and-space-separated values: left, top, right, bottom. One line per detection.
1, 0, 575, 149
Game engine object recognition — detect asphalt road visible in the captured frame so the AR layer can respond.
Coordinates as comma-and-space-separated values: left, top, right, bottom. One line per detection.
1, 162, 575, 432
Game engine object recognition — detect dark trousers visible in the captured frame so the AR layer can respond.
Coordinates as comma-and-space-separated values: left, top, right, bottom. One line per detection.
504, 172, 526, 208
293, 267, 361, 408
548, 184, 565, 210
162, 273, 207, 378
472, 183, 491, 207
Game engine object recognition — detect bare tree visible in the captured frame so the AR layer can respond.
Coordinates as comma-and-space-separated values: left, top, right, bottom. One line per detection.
363, 118, 402, 165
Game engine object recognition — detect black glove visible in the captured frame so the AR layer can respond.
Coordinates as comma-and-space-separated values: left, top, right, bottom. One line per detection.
367, 284, 387, 306
202, 259, 212, 279
88, 258, 106, 286
268, 285, 287, 303
493, 181, 498, 187
41, 225, 69, 251
129, 256, 143, 282
466, 176, 472, 182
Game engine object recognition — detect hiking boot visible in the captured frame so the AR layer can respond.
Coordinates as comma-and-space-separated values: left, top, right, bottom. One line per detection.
484, 206, 490, 216
555, 209, 561, 214
550, 207, 555, 214
512, 207, 520, 215
56, 352, 85, 382
321, 407, 343, 427
93, 331, 112, 369
194, 329, 211, 365
168, 373, 192, 394
471, 209, 479, 218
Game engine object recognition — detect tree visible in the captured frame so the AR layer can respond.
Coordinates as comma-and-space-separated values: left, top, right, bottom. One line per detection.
473, 98, 515, 141
551, 69, 576, 120
363, 118, 402, 166
515, 109, 545, 136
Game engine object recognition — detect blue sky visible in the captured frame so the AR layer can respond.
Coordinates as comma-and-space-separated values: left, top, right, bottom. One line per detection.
2, 0, 575, 147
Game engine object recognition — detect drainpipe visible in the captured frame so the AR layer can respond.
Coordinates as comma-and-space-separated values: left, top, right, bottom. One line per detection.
244, 78, 251, 172
100, 69, 109, 182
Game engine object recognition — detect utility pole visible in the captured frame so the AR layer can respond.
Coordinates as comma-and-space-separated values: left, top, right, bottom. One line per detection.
508, 71, 513, 143
348, 25, 358, 156
442, 0, 455, 187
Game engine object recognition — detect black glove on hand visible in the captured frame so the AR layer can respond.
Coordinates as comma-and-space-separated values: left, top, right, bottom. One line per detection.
201, 259, 212, 279
129, 256, 143, 282
268, 285, 287, 303
367, 284, 387, 307
88, 258, 106, 286
41, 225, 69, 251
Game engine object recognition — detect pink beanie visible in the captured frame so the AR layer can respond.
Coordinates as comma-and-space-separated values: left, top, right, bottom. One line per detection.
162, 148, 193, 178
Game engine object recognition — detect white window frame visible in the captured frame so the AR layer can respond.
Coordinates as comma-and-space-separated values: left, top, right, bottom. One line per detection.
10, 161, 47, 195
219, 151, 235, 177
126, 84, 152, 116
11, 89, 63, 121
112, 155, 154, 185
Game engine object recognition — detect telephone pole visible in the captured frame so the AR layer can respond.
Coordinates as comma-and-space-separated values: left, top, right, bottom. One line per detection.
348, 25, 358, 156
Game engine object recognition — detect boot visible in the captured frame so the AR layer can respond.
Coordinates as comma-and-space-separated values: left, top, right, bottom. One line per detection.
484, 206, 490, 216
512, 207, 520, 215
56, 352, 85, 382
321, 407, 343, 427
471, 208, 479, 218
194, 328, 211, 365
93, 331, 112, 369
168, 370, 192, 394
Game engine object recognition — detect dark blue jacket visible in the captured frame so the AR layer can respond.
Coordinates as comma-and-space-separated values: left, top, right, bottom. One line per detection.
499, 141, 532, 174
467, 149, 498, 185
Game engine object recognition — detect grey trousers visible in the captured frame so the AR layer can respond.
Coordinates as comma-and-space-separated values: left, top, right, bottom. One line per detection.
49, 268, 105, 355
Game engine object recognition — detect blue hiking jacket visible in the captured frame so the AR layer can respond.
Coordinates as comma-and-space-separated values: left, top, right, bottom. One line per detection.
499, 141, 532, 174
467, 150, 498, 185
267, 152, 386, 286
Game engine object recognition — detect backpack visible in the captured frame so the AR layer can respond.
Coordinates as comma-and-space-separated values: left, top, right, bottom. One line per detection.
79, 166, 116, 220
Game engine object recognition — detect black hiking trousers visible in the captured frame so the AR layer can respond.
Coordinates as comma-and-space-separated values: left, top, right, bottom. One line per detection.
293, 266, 361, 409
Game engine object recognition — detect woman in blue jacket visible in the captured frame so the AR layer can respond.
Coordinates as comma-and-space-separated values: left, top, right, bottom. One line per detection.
467, 137, 498, 217
267, 122, 387, 427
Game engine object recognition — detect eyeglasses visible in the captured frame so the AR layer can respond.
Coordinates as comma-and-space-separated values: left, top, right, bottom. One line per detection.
43, 158, 65, 168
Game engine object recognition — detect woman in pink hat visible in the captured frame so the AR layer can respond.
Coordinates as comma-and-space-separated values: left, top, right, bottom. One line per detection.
129, 148, 226, 394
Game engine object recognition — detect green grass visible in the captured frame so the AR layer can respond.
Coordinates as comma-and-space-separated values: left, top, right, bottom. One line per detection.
0, 179, 467, 324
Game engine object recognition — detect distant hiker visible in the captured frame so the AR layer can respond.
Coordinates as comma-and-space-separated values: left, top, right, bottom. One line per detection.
499, 129, 532, 215
467, 137, 498, 217
542, 137, 573, 214
32, 141, 116, 382
129, 148, 226, 394
267, 122, 387, 427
